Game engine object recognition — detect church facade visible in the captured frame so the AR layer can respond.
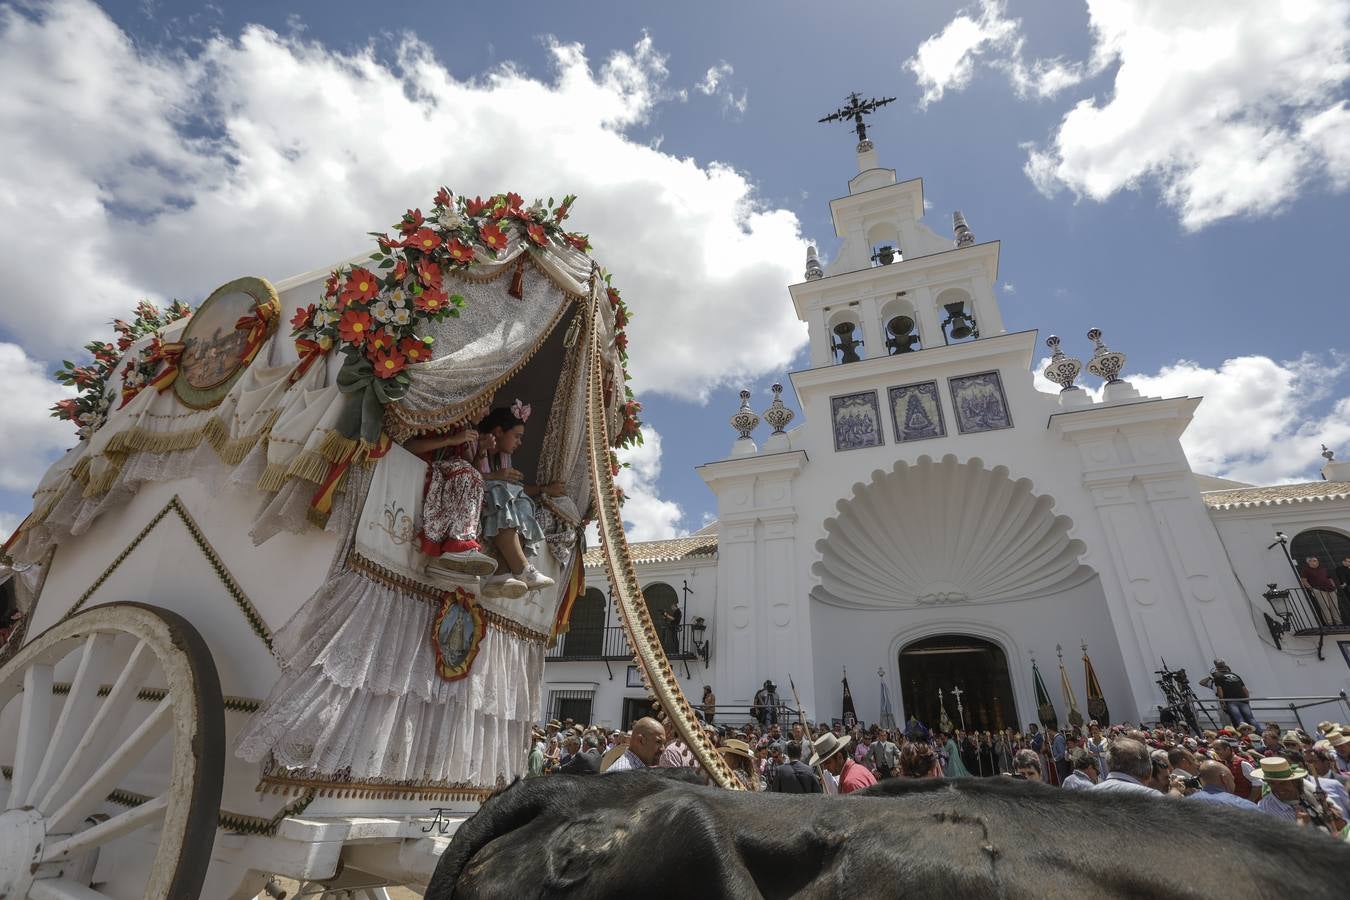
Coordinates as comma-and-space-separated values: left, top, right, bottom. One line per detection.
544, 140, 1350, 734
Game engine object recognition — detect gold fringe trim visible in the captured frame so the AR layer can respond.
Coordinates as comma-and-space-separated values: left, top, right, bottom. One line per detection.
82, 460, 125, 498
103, 423, 206, 457
256, 771, 496, 802
202, 410, 280, 465
256, 462, 290, 493
348, 551, 445, 602
480, 607, 550, 645
285, 449, 335, 486
70, 455, 91, 483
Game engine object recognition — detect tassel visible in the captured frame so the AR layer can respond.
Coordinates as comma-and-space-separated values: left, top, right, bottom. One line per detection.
508, 257, 526, 299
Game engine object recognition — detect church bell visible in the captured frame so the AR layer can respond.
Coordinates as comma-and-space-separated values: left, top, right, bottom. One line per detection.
943, 301, 975, 341
884, 315, 918, 354
832, 321, 863, 364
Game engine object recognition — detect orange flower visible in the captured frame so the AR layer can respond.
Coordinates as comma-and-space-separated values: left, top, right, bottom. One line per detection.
417, 258, 443, 289
479, 223, 508, 252
370, 348, 407, 379
398, 337, 432, 363
393, 259, 409, 282
341, 267, 381, 305
290, 304, 315, 332
505, 191, 523, 209
398, 207, 424, 235
465, 195, 488, 216
434, 186, 452, 207
405, 228, 441, 253
445, 239, 475, 264
414, 285, 448, 313
367, 328, 396, 354
526, 222, 548, 246
338, 309, 373, 344
607, 287, 620, 307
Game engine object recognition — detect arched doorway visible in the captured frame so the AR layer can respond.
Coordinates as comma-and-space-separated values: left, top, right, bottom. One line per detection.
899, 634, 1017, 733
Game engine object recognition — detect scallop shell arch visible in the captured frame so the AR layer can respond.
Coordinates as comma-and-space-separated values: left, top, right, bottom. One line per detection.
811, 454, 1094, 609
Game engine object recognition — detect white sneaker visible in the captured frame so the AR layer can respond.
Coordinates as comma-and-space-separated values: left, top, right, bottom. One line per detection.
481, 573, 528, 600
427, 549, 498, 578
519, 565, 555, 591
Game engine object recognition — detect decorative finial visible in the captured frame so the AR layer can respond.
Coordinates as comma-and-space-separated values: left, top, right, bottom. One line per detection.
805, 244, 823, 281
953, 211, 975, 247
1085, 328, 1126, 384
1042, 335, 1083, 392
1322, 444, 1335, 462
1081, 639, 1088, 655
818, 91, 897, 150
730, 389, 760, 440
762, 382, 794, 434
1056, 643, 1063, 662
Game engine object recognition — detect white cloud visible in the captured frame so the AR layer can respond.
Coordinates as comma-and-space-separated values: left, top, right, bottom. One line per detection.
906, 0, 1021, 107
693, 61, 746, 117
0, 1, 802, 519
0, 344, 75, 491
909, 0, 1350, 230
696, 62, 733, 95
1034, 352, 1350, 484
614, 427, 685, 541
1002, 281, 1016, 293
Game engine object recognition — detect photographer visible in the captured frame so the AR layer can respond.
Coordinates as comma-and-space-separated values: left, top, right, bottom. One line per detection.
1198, 659, 1260, 730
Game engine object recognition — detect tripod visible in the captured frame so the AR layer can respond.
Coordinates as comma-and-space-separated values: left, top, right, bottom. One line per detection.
1154, 661, 1216, 734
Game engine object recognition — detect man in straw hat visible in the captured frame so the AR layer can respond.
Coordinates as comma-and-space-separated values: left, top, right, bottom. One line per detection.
1251, 756, 1312, 821
1328, 728, 1350, 774
809, 731, 875, 794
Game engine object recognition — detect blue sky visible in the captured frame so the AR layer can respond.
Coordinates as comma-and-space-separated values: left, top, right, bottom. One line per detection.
1, 1, 1347, 539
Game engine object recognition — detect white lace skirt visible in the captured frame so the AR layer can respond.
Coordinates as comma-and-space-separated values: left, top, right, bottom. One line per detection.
235, 569, 543, 786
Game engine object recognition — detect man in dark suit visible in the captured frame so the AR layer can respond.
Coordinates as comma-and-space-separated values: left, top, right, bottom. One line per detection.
557, 735, 600, 775
768, 737, 822, 793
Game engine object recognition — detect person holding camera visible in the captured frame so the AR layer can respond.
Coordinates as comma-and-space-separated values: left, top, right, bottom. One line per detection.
1198, 659, 1260, 730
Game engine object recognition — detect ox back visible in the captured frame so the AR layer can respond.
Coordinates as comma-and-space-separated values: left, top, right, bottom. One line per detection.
427, 771, 1349, 899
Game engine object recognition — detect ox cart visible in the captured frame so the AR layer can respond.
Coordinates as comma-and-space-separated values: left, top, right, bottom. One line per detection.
0, 188, 734, 899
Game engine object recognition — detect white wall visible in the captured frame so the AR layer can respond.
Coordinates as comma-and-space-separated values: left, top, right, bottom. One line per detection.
548, 559, 717, 728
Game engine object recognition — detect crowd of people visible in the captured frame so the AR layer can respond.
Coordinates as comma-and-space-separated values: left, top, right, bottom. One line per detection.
527, 710, 1350, 840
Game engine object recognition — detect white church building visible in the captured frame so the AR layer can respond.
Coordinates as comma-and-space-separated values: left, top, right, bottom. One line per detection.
544, 138, 1350, 734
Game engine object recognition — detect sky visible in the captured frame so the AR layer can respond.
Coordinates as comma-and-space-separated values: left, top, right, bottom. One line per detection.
1, 0, 1348, 541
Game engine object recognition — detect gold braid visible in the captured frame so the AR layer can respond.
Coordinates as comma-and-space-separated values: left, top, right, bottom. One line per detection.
583, 269, 739, 790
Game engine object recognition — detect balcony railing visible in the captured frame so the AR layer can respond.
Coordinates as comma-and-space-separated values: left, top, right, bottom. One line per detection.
546, 623, 703, 662
1260, 584, 1350, 658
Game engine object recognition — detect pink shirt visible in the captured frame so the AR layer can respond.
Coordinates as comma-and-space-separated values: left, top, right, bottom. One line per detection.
838, 758, 878, 794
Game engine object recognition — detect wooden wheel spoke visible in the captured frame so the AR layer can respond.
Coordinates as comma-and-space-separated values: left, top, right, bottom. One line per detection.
10, 662, 55, 805
47, 696, 173, 835
39, 639, 156, 816
42, 794, 168, 863
27, 632, 115, 807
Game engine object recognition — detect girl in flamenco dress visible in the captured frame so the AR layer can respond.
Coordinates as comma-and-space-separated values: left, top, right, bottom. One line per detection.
943, 730, 971, 778
405, 424, 498, 578
475, 401, 566, 599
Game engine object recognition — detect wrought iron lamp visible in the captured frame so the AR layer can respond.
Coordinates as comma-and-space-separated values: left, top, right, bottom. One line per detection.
1261, 583, 1294, 649
690, 616, 710, 667
941, 301, 977, 343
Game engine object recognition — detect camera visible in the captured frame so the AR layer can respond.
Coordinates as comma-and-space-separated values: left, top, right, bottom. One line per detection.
1176, 773, 1201, 790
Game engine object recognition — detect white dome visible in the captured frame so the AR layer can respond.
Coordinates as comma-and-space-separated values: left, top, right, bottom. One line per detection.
811, 454, 1093, 609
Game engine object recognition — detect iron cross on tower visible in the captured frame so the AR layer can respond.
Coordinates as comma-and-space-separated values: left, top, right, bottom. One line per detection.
818, 92, 897, 145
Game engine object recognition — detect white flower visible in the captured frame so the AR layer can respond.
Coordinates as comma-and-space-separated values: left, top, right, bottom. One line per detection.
528, 203, 546, 220
438, 209, 464, 230
316, 308, 339, 327
388, 287, 408, 308
392, 307, 412, 327
370, 301, 393, 323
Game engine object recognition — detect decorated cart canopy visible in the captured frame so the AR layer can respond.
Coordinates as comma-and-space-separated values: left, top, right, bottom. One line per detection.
0, 187, 736, 899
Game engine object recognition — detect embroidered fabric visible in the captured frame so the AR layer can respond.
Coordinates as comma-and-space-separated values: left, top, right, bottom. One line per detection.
235, 568, 543, 784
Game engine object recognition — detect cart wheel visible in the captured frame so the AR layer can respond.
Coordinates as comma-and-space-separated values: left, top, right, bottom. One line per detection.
0, 602, 224, 899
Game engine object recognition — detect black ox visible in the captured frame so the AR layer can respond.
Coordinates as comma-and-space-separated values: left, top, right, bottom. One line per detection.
426, 770, 1349, 898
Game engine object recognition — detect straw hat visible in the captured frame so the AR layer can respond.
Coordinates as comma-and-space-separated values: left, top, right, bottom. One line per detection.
808, 732, 852, 767
720, 739, 754, 762
1327, 732, 1350, 748
1249, 756, 1307, 782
